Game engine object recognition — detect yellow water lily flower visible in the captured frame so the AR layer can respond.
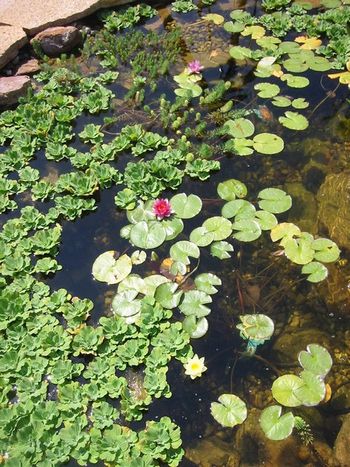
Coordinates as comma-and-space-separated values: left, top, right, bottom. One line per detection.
184, 354, 207, 380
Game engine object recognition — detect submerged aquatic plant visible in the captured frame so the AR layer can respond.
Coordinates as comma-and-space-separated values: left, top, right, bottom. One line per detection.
152, 199, 174, 220
184, 354, 207, 379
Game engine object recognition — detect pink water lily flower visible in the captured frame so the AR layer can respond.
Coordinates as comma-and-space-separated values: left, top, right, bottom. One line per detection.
152, 198, 173, 220
188, 60, 204, 74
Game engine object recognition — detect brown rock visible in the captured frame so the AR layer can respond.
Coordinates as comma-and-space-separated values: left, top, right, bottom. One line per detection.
0, 75, 31, 106
31, 26, 82, 57
16, 58, 40, 75
0, 24, 28, 69
0, 0, 134, 36
334, 414, 350, 467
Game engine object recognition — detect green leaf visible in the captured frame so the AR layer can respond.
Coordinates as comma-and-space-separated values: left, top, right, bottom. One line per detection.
236, 314, 274, 340
270, 222, 301, 243
222, 199, 256, 220
272, 374, 304, 407
272, 96, 292, 107
253, 133, 284, 155
131, 250, 146, 265
224, 21, 245, 33
279, 111, 309, 130
294, 370, 326, 406
258, 188, 292, 214
211, 394, 247, 427
312, 238, 340, 263
309, 56, 331, 71
254, 83, 280, 98
301, 261, 328, 283
217, 179, 247, 201
280, 74, 309, 88
130, 221, 166, 249
260, 405, 295, 441
229, 46, 252, 60
111, 291, 141, 317
224, 118, 255, 138
92, 251, 132, 285
298, 344, 332, 378
232, 219, 262, 242
203, 13, 225, 25
284, 236, 314, 265
230, 138, 254, 156
179, 290, 212, 317
170, 241, 200, 265
190, 227, 215, 247
155, 282, 183, 309
255, 210, 278, 230
202, 216, 232, 241
194, 273, 222, 295
292, 98, 309, 109
170, 193, 202, 219
162, 217, 184, 241
210, 241, 234, 259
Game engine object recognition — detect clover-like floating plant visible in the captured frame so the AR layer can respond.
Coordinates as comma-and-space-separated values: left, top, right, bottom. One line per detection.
236, 314, 275, 355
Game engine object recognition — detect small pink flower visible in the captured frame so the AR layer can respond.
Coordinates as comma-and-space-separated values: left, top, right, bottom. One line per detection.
152, 198, 173, 220
188, 60, 204, 74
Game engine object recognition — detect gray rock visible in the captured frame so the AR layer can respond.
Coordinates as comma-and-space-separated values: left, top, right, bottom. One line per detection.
0, 24, 28, 70
31, 26, 82, 57
0, 75, 31, 106
334, 414, 350, 467
0, 0, 135, 35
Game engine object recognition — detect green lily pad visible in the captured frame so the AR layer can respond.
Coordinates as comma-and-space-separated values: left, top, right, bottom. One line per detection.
229, 46, 252, 60
162, 217, 184, 241
308, 57, 331, 71
232, 219, 262, 242
217, 179, 247, 201
231, 138, 254, 156
222, 199, 256, 220
253, 133, 284, 155
141, 274, 168, 296
312, 238, 340, 263
298, 344, 332, 378
260, 405, 295, 441
301, 261, 328, 283
155, 282, 183, 309
237, 314, 274, 341
241, 25, 266, 39
280, 74, 309, 88
224, 21, 245, 33
131, 250, 146, 265
211, 394, 247, 428
294, 370, 326, 406
272, 96, 292, 107
279, 111, 309, 130
170, 241, 200, 265
210, 241, 234, 259
224, 118, 255, 138
270, 222, 301, 243
202, 216, 232, 241
292, 98, 309, 109
170, 193, 202, 219
190, 227, 215, 247
92, 251, 132, 285
255, 210, 278, 230
195, 273, 222, 295
255, 83, 280, 98
130, 221, 166, 249
258, 188, 292, 214
272, 374, 304, 407
284, 236, 314, 265
283, 57, 309, 73
183, 315, 209, 338
112, 290, 141, 317
179, 290, 212, 317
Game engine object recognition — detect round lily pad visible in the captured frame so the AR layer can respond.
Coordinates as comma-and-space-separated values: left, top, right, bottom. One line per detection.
211, 394, 247, 428
92, 251, 132, 285
170, 193, 202, 219
260, 405, 295, 441
224, 118, 255, 138
130, 221, 166, 249
298, 344, 332, 378
301, 261, 328, 283
217, 179, 247, 201
202, 216, 232, 241
232, 219, 262, 242
237, 314, 274, 340
258, 188, 292, 214
253, 133, 284, 155
272, 374, 304, 407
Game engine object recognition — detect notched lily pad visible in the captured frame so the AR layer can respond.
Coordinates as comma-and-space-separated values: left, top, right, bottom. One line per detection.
92, 251, 132, 284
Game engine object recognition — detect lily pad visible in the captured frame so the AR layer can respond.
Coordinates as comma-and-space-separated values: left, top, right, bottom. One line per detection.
298, 344, 332, 378
202, 216, 232, 241
170, 193, 202, 219
224, 118, 255, 138
170, 241, 200, 265
255, 83, 280, 98
270, 222, 301, 243
217, 179, 247, 201
260, 405, 295, 441
211, 394, 247, 428
301, 261, 328, 283
222, 199, 256, 220
258, 188, 292, 214
195, 273, 222, 295
280, 74, 309, 88
92, 251, 132, 285
237, 314, 274, 341
162, 217, 184, 240
241, 25, 266, 39
272, 96, 292, 107
232, 219, 262, 242
183, 315, 209, 338
272, 374, 304, 407
210, 241, 234, 259
312, 238, 340, 263
130, 221, 166, 249
255, 210, 278, 230
279, 111, 309, 131
253, 133, 284, 155
190, 227, 215, 247
294, 370, 326, 406
284, 236, 314, 265
292, 98, 309, 109
203, 13, 224, 25
155, 282, 183, 309
179, 290, 212, 317
231, 138, 254, 156
229, 46, 252, 60
112, 290, 141, 317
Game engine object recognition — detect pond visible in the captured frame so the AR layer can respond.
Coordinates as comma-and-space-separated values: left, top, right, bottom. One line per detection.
1, 0, 350, 465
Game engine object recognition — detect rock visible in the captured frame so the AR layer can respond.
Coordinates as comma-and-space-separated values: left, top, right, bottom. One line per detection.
0, 75, 31, 106
0, 25, 28, 70
319, 263, 350, 316
16, 58, 40, 75
334, 414, 350, 466
317, 171, 350, 250
285, 182, 319, 234
0, 0, 134, 36
186, 436, 240, 467
31, 26, 83, 57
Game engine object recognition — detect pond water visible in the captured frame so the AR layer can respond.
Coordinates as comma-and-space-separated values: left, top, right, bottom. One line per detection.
1, 0, 350, 466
